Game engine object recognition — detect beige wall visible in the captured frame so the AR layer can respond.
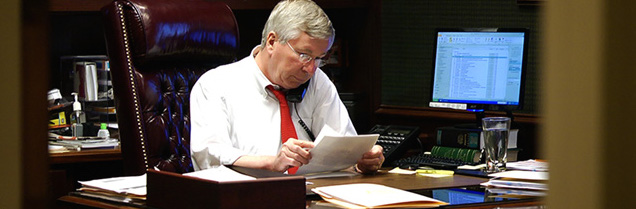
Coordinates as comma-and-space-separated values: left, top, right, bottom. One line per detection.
544, 0, 636, 208
0, 0, 22, 208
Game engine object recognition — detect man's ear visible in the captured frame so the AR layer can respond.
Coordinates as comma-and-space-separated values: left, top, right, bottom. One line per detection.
265, 32, 277, 54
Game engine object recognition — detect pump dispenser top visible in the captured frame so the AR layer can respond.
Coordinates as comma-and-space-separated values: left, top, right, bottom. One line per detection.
72, 92, 82, 112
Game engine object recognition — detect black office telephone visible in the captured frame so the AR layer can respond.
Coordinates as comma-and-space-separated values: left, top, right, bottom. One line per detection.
286, 80, 310, 103
368, 125, 421, 167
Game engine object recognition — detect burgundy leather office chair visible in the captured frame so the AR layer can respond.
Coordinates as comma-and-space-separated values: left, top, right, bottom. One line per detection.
101, 0, 239, 175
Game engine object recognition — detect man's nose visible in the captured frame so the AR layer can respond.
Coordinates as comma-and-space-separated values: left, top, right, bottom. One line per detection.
302, 61, 318, 74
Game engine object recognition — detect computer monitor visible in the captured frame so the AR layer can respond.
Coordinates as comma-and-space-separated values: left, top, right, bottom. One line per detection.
429, 28, 528, 113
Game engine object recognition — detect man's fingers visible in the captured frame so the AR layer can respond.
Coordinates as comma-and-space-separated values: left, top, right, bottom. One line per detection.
281, 144, 311, 165
288, 138, 315, 149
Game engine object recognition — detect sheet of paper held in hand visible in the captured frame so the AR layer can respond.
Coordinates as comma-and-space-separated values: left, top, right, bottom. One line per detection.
295, 126, 379, 175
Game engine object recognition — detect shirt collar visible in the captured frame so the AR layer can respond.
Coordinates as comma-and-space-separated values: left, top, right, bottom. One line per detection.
249, 46, 278, 99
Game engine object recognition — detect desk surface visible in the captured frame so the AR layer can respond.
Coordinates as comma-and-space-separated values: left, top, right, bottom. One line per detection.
307, 170, 486, 194
59, 169, 543, 209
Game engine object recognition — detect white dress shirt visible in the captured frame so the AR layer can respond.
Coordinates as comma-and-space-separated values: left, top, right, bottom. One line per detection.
190, 47, 357, 170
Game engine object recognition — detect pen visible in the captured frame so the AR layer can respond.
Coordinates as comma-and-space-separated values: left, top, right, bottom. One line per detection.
416, 169, 454, 175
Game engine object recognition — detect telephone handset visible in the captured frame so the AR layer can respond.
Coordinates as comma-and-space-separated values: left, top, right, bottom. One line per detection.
286, 80, 310, 103
286, 80, 315, 140
368, 125, 421, 167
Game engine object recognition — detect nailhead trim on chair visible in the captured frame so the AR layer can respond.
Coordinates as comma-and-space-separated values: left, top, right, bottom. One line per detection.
116, 2, 149, 170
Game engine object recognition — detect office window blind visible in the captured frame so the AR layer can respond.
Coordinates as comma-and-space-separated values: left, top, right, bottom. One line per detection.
381, 0, 540, 114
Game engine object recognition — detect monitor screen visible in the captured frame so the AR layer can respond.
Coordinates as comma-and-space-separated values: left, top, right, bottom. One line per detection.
431, 188, 487, 205
430, 28, 528, 111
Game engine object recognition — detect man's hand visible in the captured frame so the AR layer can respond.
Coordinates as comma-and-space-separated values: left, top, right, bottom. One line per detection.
355, 145, 385, 174
232, 138, 314, 173
270, 138, 315, 172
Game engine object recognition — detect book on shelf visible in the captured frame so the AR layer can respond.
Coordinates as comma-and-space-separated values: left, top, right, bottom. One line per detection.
430, 146, 519, 164
436, 126, 518, 149
311, 183, 448, 208
430, 146, 481, 163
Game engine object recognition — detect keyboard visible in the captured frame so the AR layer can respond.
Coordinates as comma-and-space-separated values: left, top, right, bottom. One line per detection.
393, 153, 479, 170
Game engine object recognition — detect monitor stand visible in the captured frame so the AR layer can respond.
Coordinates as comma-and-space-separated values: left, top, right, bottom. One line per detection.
454, 110, 485, 130
453, 110, 515, 130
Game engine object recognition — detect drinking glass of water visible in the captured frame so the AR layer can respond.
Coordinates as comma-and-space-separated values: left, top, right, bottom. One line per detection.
482, 117, 511, 173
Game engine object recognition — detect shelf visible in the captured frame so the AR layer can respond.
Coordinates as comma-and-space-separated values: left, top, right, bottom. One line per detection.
50, 147, 122, 164
375, 105, 540, 125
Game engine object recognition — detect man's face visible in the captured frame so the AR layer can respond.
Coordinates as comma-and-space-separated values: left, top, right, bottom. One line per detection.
267, 32, 331, 89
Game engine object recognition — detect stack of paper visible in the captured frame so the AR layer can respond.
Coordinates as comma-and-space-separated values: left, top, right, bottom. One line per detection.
49, 135, 119, 150
507, 159, 549, 172
76, 174, 147, 205
481, 170, 548, 191
312, 183, 448, 208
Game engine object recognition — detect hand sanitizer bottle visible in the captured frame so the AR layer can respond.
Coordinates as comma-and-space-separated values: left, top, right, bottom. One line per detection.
70, 93, 86, 137
97, 123, 110, 139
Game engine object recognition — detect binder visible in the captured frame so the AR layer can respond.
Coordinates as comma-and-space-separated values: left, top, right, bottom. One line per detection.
436, 126, 519, 149
146, 169, 306, 209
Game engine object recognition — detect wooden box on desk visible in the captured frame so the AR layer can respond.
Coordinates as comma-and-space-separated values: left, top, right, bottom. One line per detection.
146, 169, 306, 209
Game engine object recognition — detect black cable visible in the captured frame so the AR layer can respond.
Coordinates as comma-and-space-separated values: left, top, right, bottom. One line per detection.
294, 103, 316, 141
414, 137, 424, 155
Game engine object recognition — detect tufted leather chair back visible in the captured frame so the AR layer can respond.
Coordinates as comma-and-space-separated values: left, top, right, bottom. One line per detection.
101, 0, 239, 175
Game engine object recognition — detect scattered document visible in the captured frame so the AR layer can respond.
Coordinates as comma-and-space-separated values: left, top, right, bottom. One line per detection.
457, 164, 486, 170
486, 188, 547, 197
184, 166, 256, 182
488, 170, 548, 181
295, 126, 379, 175
49, 138, 119, 150
312, 183, 448, 208
49, 145, 70, 153
481, 170, 548, 191
303, 170, 360, 179
481, 178, 548, 191
416, 169, 454, 178
507, 159, 548, 172
79, 174, 147, 197
388, 167, 417, 175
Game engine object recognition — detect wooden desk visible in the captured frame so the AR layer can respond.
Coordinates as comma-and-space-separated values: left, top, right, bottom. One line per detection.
58, 169, 543, 209
305, 170, 541, 208
50, 147, 123, 164
50, 147, 124, 209
307, 170, 486, 194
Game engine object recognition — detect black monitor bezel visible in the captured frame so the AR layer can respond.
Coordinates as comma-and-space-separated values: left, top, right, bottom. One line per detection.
429, 27, 529, 111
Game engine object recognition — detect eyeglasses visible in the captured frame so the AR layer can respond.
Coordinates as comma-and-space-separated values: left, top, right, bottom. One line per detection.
286, 42, 327, 68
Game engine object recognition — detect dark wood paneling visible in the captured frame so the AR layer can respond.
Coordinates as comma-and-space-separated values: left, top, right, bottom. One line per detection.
49, 0, 371, 12
380, 0, 541, 115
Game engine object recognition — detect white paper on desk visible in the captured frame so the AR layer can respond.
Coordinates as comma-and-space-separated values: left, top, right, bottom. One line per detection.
488, 170, 549, 181
295, 126, 379, 175
79, 174, 147, 196
184, 165, 256, 182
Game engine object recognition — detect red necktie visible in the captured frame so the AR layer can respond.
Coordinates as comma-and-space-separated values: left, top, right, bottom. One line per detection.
267, 85, 299, 174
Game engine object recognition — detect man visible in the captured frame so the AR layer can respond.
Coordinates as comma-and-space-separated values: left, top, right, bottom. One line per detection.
190, 0, 383, 174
